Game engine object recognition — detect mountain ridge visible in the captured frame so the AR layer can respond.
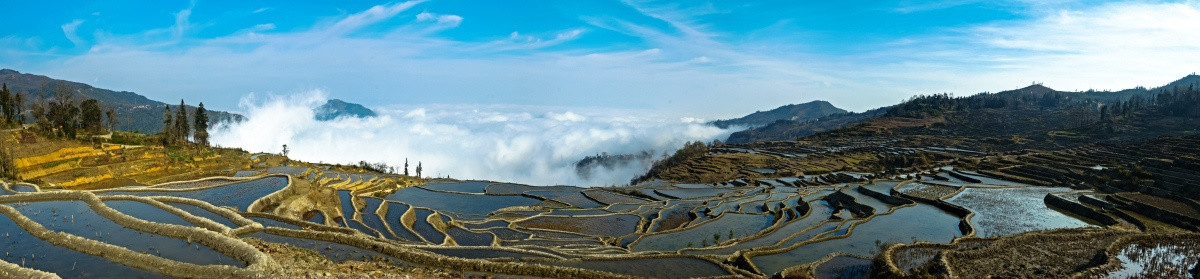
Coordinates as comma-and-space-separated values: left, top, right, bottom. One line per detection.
710, 100, 846, 129
726, 74, 1200, 144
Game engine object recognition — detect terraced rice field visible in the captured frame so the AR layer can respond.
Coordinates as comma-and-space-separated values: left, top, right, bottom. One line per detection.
751, 203, 963, 274
419, 247, 549, 260
515, 214, 641, 238
104, 200, 195, 227
0, 160, 1175, 278
683, 200, 836, 256
632, 212, 776, 252
97, 175, 289, 211
385, 186, 542, 217
165, 201, 240, 228
540, 257, 732, 279
524, 190, 605, 208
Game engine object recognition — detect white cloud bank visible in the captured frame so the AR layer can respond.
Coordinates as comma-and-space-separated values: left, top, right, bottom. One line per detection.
209, 90, 733, 186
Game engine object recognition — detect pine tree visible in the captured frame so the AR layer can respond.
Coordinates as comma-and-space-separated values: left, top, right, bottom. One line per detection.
0, 148, 17, 180
12, 93, 23, 124
193, 102, 209, 146
162, 105, 174, 146
404, 158, 410, 176
1, 83, 9, 123
175, 100, 189, 143
416, 162, 422, 178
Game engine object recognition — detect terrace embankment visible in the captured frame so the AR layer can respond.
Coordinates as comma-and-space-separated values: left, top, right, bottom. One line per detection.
877, 228, 1132, 278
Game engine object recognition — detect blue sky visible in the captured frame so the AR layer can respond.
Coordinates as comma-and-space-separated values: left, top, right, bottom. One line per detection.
2, 0, 1199, 117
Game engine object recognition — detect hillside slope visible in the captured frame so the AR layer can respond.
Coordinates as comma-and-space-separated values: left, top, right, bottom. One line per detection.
0, 69, 243, 133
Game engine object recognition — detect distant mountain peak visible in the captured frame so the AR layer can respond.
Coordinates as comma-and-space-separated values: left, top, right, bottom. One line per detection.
315, 99, 377, 121
711, 100, 847, 129
1161, 74, 1200, 90
1019, 83, 1055, 93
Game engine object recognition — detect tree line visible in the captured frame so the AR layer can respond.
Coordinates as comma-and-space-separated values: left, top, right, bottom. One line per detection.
887, 82, 1200, 121
0, 83, 27, 128
160, 99, 210, 147
884, 89, 1089, 119
14, 84, 118, 139
351, 159, 423, 177
0, 81, 216, 148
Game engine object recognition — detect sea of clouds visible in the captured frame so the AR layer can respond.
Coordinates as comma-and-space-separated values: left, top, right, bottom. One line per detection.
209, 90, 735, 186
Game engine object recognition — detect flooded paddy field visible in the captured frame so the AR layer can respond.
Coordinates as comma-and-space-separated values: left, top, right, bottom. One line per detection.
1105, 236, 1200, 278
749, 202, 962, 275
1, 160, 1196, 279
946, 186, 1094, 237
10, 200, 245, 267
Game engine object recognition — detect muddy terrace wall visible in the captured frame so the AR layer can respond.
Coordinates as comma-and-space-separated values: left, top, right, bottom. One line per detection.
1043, 194, 1118, 226
1108, 194, 1200, 231
855, 184, 913, 206
1078, 195, 1147, 230
823, 191, 875, 217
0, 258, 60, 279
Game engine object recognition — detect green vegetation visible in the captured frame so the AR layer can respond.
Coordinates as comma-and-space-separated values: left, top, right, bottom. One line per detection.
109, 130, 156, 146
194, 102, 210, 146
630, 140, 711, 184
79, 99, 104, 134
174, 100, 190, 144
0, 148, 16, 180
158, 99, 211, 148
0, 83, 26, 127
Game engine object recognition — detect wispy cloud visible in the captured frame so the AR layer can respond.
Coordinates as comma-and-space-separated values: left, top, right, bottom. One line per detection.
61, 19, 85, 47
415, 11, 463, 26
864, 1, 1200, 94
325, 1, 423, 35
485, 28, 587, 51
172, 4, 193, 40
